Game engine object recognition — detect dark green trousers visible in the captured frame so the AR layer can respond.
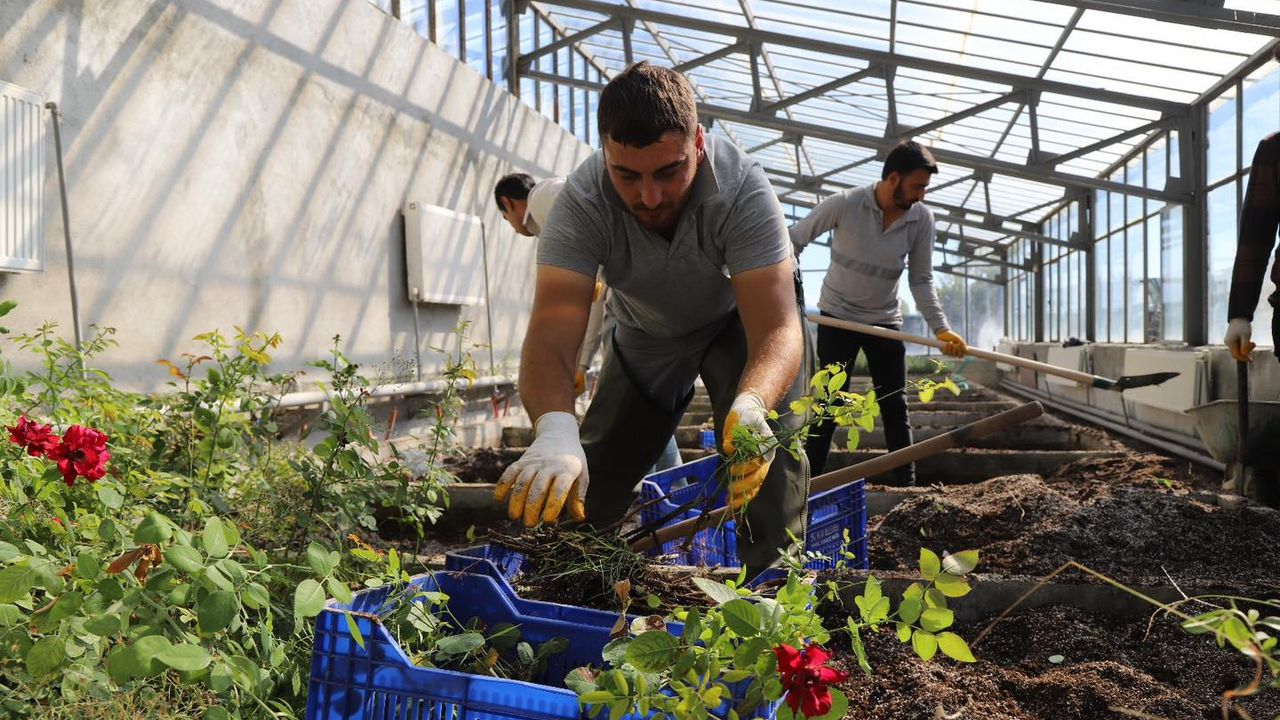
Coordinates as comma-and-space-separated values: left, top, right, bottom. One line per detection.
579, 306, 814, 574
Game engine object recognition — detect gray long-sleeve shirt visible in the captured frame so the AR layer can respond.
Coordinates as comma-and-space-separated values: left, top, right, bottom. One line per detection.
790, 184, 950, 334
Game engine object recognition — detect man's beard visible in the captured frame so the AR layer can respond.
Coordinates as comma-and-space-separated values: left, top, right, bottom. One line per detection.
892, 186, 916, 211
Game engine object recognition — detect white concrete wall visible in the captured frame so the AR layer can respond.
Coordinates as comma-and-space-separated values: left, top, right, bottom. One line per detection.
0, 0, 590, 390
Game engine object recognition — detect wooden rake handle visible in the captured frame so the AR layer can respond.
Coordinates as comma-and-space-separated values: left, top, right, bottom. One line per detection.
629, 401, 1044, 553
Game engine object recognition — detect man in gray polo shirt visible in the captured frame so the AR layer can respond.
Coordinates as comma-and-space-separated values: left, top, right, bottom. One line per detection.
493, 62, 811, 573
791, 140, 966, 485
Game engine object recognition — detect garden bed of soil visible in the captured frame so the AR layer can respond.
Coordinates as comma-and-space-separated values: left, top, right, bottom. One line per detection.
870, 470, 1280, 593
442, 447, 512, 483
833, 604, 1280, 720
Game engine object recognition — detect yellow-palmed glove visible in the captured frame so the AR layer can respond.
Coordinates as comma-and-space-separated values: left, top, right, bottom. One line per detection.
935, 329, 968, 358
1225, 318, 1256, 362
574, 368, 587, 396
721, 391, 773, 510
493, 412, 588, 527
592, 280, 605, 302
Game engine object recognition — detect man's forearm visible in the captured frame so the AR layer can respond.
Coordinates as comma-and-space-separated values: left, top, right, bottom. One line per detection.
518, 337, 579, 422
737, 318, 803, 409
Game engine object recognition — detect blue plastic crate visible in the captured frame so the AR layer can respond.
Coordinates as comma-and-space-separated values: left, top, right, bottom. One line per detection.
305, 570, 777, 719
638, 457, 868, 571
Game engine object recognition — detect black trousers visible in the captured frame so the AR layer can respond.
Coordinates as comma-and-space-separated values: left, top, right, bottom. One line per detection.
804, 312, 914, 484
579, 306, 815, 575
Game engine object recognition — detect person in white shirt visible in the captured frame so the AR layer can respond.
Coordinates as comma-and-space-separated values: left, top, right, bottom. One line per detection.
494, 172, 682, 473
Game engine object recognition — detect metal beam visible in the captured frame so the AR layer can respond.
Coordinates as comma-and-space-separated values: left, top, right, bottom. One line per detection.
1031, 0, 1280, 35
760, 65, 881, 115
528, 0, 1188, 114
517, 16, 617, 72
935, 266, 1006, 285
672, 40, 748, 74
1042, 116, 1176, 168
899, 90, 1025, 140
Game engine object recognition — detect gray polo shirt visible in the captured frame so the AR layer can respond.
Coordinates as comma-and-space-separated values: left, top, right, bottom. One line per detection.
790, 184, 950, 334
537, 135, 791, 348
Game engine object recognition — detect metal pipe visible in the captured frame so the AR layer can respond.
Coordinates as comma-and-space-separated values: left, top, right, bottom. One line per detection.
45, 102, 84, 372
275, 374, 515, 409
999, 381, 1223, 472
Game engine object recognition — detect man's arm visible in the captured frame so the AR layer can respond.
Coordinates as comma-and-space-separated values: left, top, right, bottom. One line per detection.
1228, 137, 1280, 322
788, 191, 846, 253
906, 219, 951, 334
732, 258, 804, 408
520, 265, 596, 419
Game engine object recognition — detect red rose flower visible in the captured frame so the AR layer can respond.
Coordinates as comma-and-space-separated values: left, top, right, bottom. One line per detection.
47, 425, 111, 486
774, 643, 849, 717
7, 416, 59, 457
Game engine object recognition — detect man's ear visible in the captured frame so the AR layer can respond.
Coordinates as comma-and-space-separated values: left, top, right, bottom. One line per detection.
498, 197, 511, 214
694, 124, 706, 163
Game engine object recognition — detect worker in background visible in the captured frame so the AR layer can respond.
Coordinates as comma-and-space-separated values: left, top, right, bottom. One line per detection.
1222, 57, 1280, 365
494, 61, 812, 574
494, 173, 681, 473
790, 140, 967, 486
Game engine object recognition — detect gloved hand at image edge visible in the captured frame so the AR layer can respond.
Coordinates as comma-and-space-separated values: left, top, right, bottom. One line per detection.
935, 329, 967, 358
721, 390, 775, 510
1225, 318, 1256, 363
493, 411, 588, 527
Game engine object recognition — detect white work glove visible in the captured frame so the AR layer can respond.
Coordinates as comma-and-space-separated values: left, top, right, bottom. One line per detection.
721, 391, 774, 510
493, 412, 588, 527
1225, 318, 1256, 363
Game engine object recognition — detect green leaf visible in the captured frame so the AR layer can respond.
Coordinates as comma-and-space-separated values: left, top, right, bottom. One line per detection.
327, 577, 353, 605
625, 631, 679, 672
344, 612, 366, 650
0, 604, 22, 627
198, 591, 238, 634
721, 599, 760, 637
854, 412, 875, 433
895, 623, 912, 643
203, 517, 229, 559
692, 577, 741, 605
156, 643, 213, 671
307, 542, 335, 576
294, 579, 326, 620
918, 386, 936, 404
847, 619, 871, 676
436, 632, 485, 655
941, 550, 980, 576
241, 582, 270, 610
937, 632, 976, 662
25, 636, 66, 677
934, 573, 971, 598
75, 553, 101, 579
0, 563, 37, 603
1048, 654, 1065, 664
579, 690, 616, 705
733, 637, 769, 670
898, 597, 922, 625
0, 299, 15, 317
602, 637, 630, 666
565, 667, 599, 694
912, 629, 938, 661
209, 661, 233, 692
845, 428, 860, 451
919, 548, 940, 582
109, 635, 173, 681
920, 607, 955, 633
165, 544, 205, 574
133, 513, 173, 544
96, 485, 124, 510
84, 613, 123, 636
203, 708, 231, 720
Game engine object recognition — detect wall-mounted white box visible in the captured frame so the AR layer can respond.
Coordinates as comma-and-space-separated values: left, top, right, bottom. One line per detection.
403, 202, 486, 306
1, 80, 45, 273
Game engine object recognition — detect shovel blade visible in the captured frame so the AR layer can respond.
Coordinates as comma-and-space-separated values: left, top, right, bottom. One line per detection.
1105, 371, 1181, 391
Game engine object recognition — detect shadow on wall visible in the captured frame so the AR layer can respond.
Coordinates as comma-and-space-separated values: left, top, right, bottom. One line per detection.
0, 0, 590, 390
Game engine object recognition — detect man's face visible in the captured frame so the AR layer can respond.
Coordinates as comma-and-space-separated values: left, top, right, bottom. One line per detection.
603, 126, 703, 235
889, 168, 933, 210
500, 197, 532, 236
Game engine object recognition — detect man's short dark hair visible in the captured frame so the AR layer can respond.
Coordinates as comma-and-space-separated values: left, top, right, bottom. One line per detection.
598, 61, 698, 147
494, 173, 536, 210
882, 141, 939, 180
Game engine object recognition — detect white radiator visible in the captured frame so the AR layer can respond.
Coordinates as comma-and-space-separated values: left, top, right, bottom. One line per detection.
1122, 348, 1207, 413
403, 202, 486, 306
1044, 345, 1086, 387
1, 80, 45, 273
